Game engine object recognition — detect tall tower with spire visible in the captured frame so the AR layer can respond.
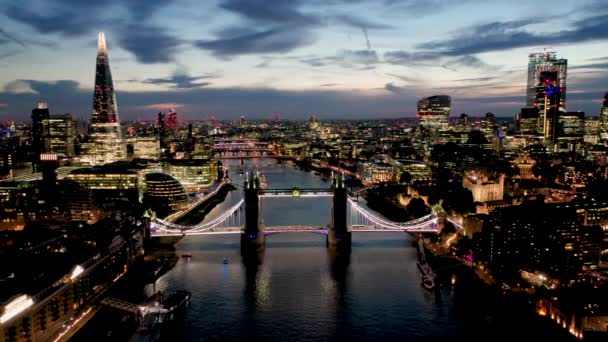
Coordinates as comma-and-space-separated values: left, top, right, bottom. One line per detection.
81, 32, 126, 165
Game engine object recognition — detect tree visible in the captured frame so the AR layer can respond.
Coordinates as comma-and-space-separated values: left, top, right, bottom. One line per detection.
407, 197, 429, 219
399, 171, 413, 185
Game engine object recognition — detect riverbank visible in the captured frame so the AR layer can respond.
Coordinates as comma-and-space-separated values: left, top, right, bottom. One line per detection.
419, 238, 578, 341
174, 182, 236, 225
71, 252, 179, 341
293, 159, 362, 187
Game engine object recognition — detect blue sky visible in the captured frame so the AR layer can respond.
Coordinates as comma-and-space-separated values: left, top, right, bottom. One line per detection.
0, 0, 606, 121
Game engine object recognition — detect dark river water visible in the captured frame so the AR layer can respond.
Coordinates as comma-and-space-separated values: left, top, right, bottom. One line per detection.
76, 158, 575, 341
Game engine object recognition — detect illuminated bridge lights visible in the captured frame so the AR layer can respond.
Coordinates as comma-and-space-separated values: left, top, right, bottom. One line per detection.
151, 194, 444, 237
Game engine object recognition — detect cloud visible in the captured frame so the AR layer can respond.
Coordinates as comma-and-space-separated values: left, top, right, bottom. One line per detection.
331, 14, 393, 30
570, 62, 608, 70
219, 0, 320, 25
384, 51, 442, 65
452, 77, 498, 82
0, 28, 25, 47
384, 82, 407, 94
139, 71, 216, 89
117, 25, 181, 64
387, 73, 421, 83
5, 0, 181, 63
2, 77, 603, 120
138, 103, 186, 111
418, 14, 608, 56
195, 28, 316, 57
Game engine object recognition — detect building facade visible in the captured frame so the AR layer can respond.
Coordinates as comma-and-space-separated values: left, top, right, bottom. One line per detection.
31, 103, 50, 172
133, 137, 160, 160
462, 169, 505, 203
526, 52, 568, 143
164, 159, 219, 193
417, 95, 451, 134
80, 32, 126, 166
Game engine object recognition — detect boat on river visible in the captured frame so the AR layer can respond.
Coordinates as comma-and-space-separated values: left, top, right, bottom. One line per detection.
417, 261, 436, 290
129, 291, 191, 342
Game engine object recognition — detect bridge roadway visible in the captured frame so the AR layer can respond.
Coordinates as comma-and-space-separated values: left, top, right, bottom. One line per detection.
152, 224, 438, 236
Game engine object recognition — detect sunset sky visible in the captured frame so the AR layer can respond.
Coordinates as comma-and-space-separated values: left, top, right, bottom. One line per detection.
0, 0, 606, 121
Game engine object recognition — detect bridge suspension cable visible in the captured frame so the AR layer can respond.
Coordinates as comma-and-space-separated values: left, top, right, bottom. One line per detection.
348, 198, 437, 231
153, 199, 245, 233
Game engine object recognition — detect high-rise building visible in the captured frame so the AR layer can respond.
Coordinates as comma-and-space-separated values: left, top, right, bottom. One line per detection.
31, 102, 50, 172
599, 92, 608, 141
526, 52, 567, 142
458, 113, 469, 127
417, 95, 451, 136
166, 109, 178, 128
46, 114, 76, 158
517, 107, 540, 134
80, 32, 126, 165
133, 137, 161, 160
557, 111, 585, 142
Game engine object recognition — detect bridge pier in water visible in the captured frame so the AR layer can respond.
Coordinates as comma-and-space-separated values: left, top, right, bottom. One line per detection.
241, 172, 265, 254
327, 173, 351, 250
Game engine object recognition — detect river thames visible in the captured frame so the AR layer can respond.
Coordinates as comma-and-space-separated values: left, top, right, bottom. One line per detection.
77, 158, 574, 341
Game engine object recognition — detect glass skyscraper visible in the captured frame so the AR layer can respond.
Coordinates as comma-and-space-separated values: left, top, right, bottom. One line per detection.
600, 93, 608, 141
80, 32, 126, 165
417, 95, 451, 133
526, 52, 567, 142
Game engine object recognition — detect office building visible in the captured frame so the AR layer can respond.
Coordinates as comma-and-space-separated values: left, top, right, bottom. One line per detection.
164, 159, 219, 193
600, 93, 608, 141
517, 107, 540, 134
557, 111, 584, 142
46, 114, 76, 158
80, 32, 126, 165
31, 102, 50, 172
417, 95, 451, 132
526, 52, 567, 142
133, 137, 161, 160
143, 173, 188, 216
66, 166, 138, 204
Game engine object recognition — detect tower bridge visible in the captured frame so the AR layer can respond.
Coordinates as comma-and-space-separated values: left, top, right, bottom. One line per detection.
150, 172, 444, 252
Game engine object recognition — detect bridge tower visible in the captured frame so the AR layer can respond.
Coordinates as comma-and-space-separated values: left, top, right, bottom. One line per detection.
327, 173, 351, 249
242, 172, 265, 253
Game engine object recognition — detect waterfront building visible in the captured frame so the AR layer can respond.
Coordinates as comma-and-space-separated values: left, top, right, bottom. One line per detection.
133, 137, 161, 160
65, 166, 138, 204
526, 52, 567, 142
462, 169, 504, 203
143, 173, 188, 217
164, 159, 219, 193
80, 32, 126, 165
0, 223, 143, 342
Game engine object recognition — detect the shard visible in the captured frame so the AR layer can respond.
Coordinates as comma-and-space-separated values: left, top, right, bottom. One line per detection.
81, 32, 126, 165
92, 32, 118, 124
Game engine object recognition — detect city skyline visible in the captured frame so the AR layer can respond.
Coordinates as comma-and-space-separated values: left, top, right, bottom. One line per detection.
0, 0, 607, 120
